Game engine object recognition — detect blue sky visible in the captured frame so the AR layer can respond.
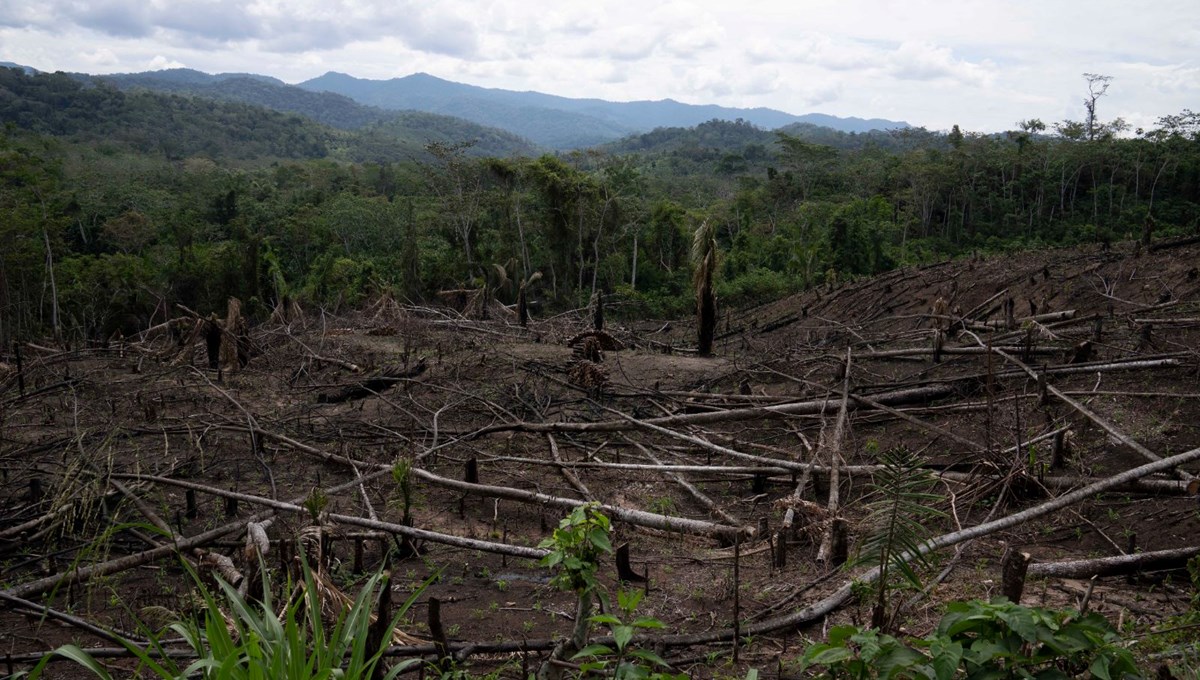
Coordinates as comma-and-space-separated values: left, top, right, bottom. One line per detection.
2, 0, 1196, 133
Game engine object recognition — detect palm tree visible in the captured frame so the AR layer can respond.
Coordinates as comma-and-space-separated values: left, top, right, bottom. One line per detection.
691, 220, 718, 356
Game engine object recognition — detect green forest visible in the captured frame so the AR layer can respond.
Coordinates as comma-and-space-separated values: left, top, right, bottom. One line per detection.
2, 66, 1198, 345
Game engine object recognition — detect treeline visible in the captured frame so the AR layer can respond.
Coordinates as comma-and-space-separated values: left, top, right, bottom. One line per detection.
0, 71, 1197, 345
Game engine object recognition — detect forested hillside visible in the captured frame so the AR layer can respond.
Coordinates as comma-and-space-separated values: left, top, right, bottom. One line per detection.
298, 70, 909, 148
85, 68, 539, 159
0, 68, 331, 160
1, 65, 1197, 348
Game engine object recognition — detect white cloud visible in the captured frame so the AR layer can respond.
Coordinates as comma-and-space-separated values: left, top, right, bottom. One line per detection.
0, 0, 1196, 132
80, 47, 120, 67
886, 41, 994, 86
147, 54, 186, 70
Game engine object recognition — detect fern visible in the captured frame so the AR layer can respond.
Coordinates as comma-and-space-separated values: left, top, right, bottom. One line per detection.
852, 444, 945, 630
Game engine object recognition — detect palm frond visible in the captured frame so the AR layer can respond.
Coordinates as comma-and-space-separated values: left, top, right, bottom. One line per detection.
853, 445, 945, 592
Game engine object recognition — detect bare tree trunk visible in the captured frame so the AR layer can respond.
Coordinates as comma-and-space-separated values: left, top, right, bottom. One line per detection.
817, 349, 851, 563
42, 227, 60, 343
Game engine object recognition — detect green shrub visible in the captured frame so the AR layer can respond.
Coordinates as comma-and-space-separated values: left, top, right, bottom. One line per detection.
801, 598, 1141, 679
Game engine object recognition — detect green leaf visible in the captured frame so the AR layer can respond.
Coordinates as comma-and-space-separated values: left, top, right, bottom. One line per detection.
930, 640, 962, 680
627, 648, 670, 667
589, 614, 622, 626
571, 644, 614, 660
48, 646, 113, 679
807, 647, 854, 665
631, 616, 666, 629
588, 526, 613, 553
613, 624, 634, 651
1089, 655, 1113, 680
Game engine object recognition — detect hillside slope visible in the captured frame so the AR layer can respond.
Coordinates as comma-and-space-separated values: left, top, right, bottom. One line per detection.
299, 71, 909, 149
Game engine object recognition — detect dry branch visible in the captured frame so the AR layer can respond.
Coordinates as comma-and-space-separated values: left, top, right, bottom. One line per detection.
979, 340, 1195, 481
113, 473, 547, 560
3, 468, 397, 600
247, 425, 754, 541
623, 436, 739, 526
667, 442, 1200, 644
548, 434, 593, 500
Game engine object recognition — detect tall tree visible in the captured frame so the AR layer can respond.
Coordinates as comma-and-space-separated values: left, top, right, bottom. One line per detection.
1082, 73, 1113, 142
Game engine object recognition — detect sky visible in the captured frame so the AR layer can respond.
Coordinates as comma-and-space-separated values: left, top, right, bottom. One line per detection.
1, 0, 1197, 133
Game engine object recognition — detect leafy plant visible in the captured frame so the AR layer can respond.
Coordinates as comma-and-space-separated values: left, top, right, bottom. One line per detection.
392, 457, 415, 523
539, 502, 613, 596
801, 598, 1142, 679
851, 444, 945, 629
303, 487, 329, 523
30, 559, 426, 680
573, 588, 683, 680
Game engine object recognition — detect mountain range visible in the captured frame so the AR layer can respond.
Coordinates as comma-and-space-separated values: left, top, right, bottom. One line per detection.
297, 71, 908, 149
3, 63, 910, 154
77, 65, 907, 149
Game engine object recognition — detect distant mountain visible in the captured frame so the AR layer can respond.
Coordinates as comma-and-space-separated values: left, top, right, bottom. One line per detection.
300, 71, 634, 149
82, 68, 538, 158
0, 61, 39, 75
299, 71, 910, 149
0, 67, 538, 162
92, 68, 396, 129
0, 67, 330, 160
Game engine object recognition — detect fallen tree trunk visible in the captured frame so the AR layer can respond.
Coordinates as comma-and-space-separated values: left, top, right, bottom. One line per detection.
113, 473, 547, 560
250, 426, 754, 541
481, 355, 1180, 437
1028, 547, 1200, 579
3, 468, 396, 600
479, 383, 962, 434
548, 434, 593, 500
982, 343, 1195, 481
623, 436, 740, 526
659, 442, 1200, 644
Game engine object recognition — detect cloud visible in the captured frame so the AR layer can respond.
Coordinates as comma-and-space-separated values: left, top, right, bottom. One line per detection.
147, 54, 186, 70
1, 0, 1197, 134
885, 41, 994, 86
0, 0, 483, 58
681, 65, 732, 98
746, 35, 875, 71
738, 65, 781, 96
80, 47, 120, 67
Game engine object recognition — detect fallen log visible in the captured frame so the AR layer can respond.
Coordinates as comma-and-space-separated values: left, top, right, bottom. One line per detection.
317, 360, 427, 403
1028, 546, 1200, 579
250, 426, 754, 541
113, 473, 547, 560
478, 382, 962, 435
548, 434, 593, 500
965, 310, 1077, 331
622, 436, 739, 526
664, 441, 1200, 644
980, 342, 1194, 481
3, 468, 397, 600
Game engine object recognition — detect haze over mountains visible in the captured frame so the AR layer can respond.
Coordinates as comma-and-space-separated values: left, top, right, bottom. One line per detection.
18, 64, 908, 151
297, 71, 908, 149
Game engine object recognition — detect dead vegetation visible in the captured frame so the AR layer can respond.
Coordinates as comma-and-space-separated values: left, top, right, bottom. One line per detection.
3, 240, 1200, 677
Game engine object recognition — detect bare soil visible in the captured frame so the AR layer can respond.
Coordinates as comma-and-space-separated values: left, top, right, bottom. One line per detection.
3, 239, 1200, 678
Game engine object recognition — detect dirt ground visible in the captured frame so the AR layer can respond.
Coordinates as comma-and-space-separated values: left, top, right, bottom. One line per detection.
2, 238, 1200, 678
